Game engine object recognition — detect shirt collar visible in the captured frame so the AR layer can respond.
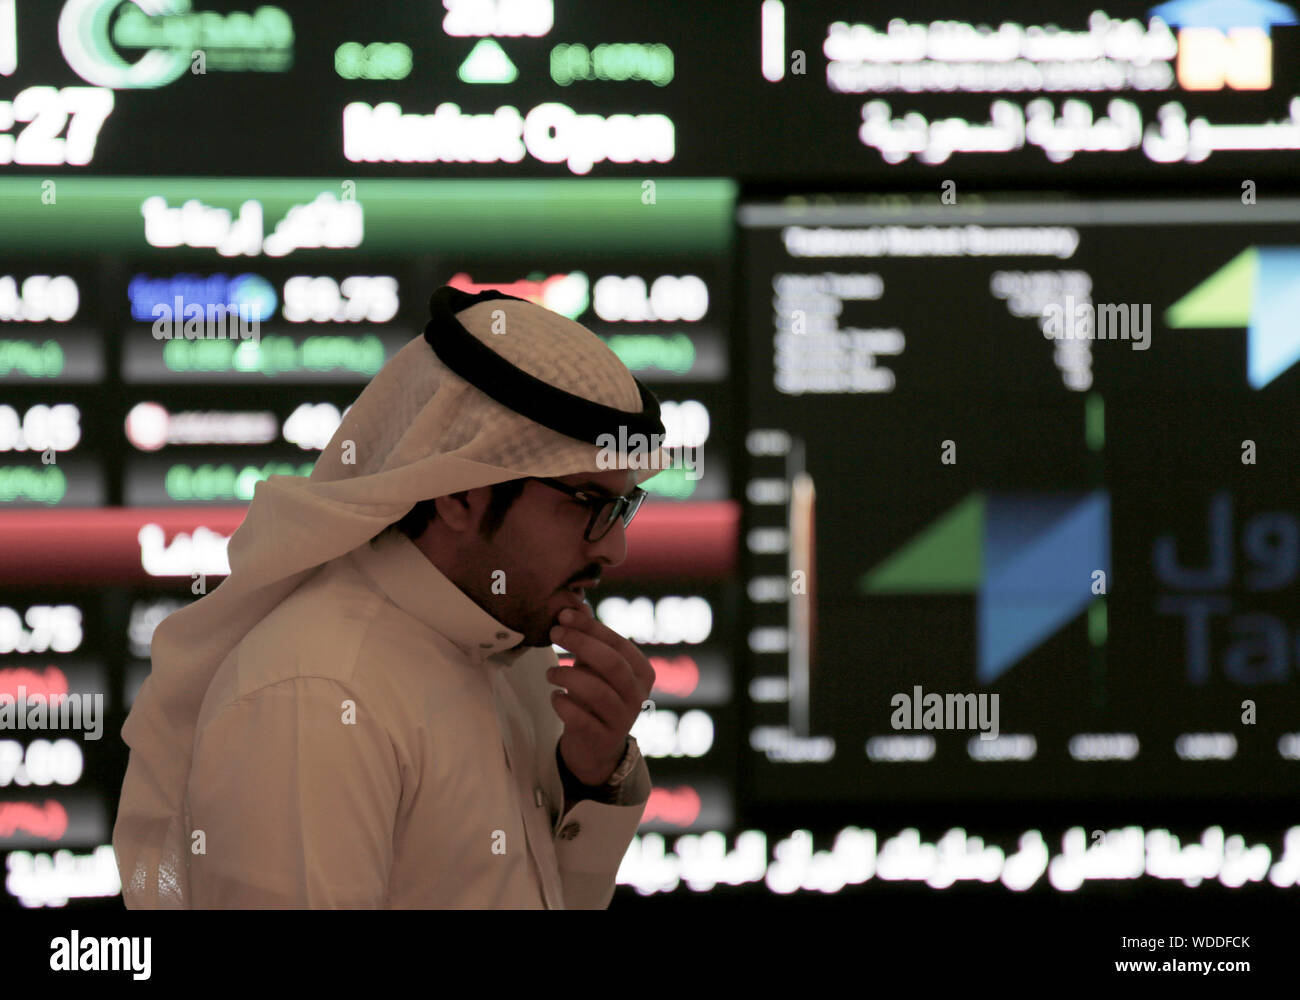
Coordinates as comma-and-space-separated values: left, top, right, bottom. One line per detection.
349, 529, 532, 666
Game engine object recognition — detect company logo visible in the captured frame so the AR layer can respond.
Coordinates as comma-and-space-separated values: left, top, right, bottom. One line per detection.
861, 491, 1110, 682
128, 272, 276, 322
124, 401, 278, 451
1154, 491, 1298, 684
1165, 245, 1300, 388
59, 0, 293, 89
1150, 0, 1298, 90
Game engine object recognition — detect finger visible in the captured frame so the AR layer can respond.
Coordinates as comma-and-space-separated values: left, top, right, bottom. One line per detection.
550, 689, 610, 736
551, 608, 650, 686
550, 626, 640, 708
548, 664, 627, 730
556, 657, 637, 713
554, 611, 654, 693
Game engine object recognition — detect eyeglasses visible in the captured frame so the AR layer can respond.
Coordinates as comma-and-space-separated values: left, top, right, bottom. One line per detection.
529, 477, 648, 542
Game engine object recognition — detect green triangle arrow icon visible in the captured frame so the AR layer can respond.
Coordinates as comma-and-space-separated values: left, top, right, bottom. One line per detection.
458, 39, 518, 84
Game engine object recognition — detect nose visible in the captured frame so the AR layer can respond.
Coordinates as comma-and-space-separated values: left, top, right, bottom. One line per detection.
586, 515, 628, 568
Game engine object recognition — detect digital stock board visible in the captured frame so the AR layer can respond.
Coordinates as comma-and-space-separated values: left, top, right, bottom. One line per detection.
1, 0, 1299, 909
739, 195, 1300, 803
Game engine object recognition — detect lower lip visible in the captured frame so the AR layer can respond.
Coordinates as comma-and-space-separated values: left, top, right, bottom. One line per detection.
558, 587, 585, 607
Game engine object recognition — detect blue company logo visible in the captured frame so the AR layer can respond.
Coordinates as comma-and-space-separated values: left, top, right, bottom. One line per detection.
1165, 247, 1300, 389
1154, 492, 1298, 684
861, 491, 1111, 683
128, 272, 277, 322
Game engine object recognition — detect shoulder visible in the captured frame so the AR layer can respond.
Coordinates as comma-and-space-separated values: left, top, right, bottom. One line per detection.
231, 555, 386, 691
209, 552, 497, 732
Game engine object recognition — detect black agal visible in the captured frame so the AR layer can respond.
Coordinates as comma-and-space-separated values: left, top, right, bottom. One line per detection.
423, 284, 666, 447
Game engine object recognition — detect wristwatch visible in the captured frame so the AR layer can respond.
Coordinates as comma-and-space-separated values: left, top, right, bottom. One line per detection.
603, 736, 641, 790
559, 736, 640, 804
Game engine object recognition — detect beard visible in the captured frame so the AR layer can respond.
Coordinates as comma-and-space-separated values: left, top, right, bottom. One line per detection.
457, 579, 558, 649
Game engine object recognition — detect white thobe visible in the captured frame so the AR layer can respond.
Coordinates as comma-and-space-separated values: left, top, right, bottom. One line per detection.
183, 528, 651, 908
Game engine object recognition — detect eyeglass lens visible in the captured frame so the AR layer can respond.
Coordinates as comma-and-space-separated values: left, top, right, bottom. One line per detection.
589, 493, 642, 540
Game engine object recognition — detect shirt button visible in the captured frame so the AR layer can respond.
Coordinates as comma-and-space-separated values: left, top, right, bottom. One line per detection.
496, 631, 509, 640
558, 822, 581, 840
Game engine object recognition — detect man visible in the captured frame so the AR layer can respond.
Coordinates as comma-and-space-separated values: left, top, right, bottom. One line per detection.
113, 284, 672, 908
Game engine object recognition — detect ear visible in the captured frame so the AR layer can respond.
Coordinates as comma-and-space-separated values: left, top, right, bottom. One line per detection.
432, 487, 490, 533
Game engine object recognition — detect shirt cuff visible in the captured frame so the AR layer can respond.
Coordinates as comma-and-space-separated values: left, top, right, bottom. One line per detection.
556, 738, 631, 806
